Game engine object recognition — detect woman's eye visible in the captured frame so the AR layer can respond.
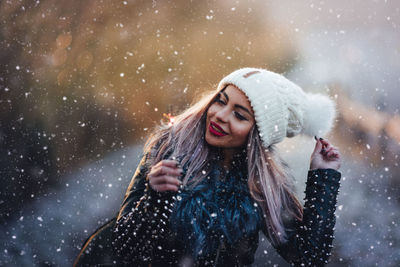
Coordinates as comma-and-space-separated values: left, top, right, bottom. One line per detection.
235, 112, 246, 121
214, 94, 247, 121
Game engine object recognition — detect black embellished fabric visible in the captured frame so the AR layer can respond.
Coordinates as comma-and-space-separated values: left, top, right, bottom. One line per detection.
112, 148, 181, 265
112, 182, 178, 263
111, 146, 341, 266
269, 168, 341, 266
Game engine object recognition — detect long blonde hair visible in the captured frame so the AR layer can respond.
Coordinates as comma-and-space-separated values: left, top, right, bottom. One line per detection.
142, 87, 303, 246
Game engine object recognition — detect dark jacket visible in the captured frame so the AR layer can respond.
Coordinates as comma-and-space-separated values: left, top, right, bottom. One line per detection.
75, 148, 341, 267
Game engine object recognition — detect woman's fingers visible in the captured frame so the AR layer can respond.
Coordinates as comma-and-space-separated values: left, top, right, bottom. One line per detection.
311, 138, 341, 170
150, 175, 181, 186
318, 139, 336, 153
324, 147, 340, 159
148, 175, 180, 192
158, 159, 180, 168
148, 160, 183, 192
326, 150, 336, 158
312, 139, 324, 156
331, 150, 340, 158
319, 139, 332, 151
315, 138, 331, 156
151, 164, 183, 177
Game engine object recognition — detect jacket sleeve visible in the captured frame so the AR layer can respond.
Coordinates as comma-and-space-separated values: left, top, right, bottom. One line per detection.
112, 149, 152, 263
112, 139, 176, 263
116, 135, 171, 221
116, 150, 151, 221
262, 168, 341, 266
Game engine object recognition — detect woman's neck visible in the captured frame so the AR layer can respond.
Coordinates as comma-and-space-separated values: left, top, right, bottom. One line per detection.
219, 147, 246, 171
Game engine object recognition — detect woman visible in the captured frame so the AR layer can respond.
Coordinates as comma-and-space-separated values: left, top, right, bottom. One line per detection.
77, 67, 341, 266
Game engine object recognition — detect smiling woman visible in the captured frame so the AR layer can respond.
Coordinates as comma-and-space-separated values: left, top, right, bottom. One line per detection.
205, 85, 255, 162
75, 67, 342, 266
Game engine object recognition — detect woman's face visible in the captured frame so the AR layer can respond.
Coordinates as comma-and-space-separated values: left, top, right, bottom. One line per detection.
205, 85, 255, 149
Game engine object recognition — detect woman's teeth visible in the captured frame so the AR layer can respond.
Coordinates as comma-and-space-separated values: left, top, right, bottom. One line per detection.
212, 124, 223, 133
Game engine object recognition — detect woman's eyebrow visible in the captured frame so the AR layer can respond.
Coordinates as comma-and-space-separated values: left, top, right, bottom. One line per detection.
222, 91, 253, 116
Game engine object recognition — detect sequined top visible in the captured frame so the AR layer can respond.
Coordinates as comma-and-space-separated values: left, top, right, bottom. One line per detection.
112, 147, 341, 266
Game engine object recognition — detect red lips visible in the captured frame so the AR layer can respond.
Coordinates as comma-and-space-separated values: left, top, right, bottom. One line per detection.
209, 121, 228, 136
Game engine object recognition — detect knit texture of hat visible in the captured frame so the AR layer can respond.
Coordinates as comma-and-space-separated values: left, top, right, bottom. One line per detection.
217, 67, 337, 147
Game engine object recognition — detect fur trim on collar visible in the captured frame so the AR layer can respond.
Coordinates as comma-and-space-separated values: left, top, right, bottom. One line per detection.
169, 162, 262, 260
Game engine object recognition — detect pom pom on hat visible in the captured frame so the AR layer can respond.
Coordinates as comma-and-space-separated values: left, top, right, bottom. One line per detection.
217, 67, 337, 147
302, 92, 337, 137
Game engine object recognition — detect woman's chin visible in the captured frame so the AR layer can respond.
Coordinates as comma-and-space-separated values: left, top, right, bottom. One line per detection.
205, 135, 220, 147
205, 136, 228, 149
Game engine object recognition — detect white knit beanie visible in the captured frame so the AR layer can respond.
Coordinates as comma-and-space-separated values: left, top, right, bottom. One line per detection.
217, 67, 337, 148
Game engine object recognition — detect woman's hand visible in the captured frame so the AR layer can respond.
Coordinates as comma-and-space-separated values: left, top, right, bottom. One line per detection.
147, 159, 183, 192
309, 137, 341, 171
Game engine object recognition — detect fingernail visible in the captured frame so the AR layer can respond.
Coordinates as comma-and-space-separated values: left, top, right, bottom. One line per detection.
314, 136, 318, 141
319, 137, 324, 141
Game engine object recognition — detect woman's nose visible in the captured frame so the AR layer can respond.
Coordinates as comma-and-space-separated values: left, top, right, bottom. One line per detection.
215, 107, 229, 122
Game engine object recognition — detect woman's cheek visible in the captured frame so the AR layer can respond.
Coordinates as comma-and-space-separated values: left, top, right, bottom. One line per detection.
207, 105, 217, 117
236, 126, 250, 136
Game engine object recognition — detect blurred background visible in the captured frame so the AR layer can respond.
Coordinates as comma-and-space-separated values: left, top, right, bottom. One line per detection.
1, 0, 399, 266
